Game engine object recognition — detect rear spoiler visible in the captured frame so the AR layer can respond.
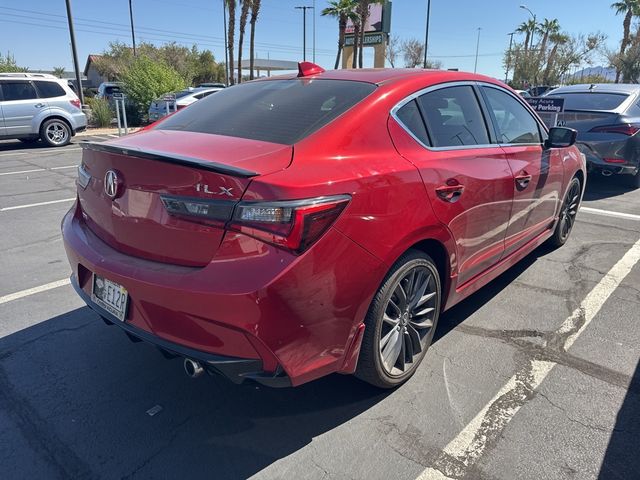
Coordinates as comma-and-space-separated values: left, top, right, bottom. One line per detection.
80, 142, 259, 178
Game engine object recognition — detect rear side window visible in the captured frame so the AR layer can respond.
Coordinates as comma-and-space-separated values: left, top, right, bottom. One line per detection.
547, 92, 628, 111
158, 79, 377, 145
34, 81, 66, 98
1, 81, 38, 101
482, 87, 541, 144
395, 99, 430, 146
417, 86, 490, 147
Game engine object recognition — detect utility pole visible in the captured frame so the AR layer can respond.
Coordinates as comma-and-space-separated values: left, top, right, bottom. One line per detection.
64, 0, 84, 105
295, 6, 314, 61
505, 32, 515, 83
312, 0, 316, 63
423, 0, 431, 68
474, 27, 482, 73
222, 0, 229, 85
128, 0, 136, 56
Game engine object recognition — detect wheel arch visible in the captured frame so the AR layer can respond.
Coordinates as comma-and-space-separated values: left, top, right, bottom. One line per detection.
39, 115, 74, 135
407, 238, 452, 308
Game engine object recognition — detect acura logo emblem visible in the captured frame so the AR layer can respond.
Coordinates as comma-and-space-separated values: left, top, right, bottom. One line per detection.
104, 170, 120, 199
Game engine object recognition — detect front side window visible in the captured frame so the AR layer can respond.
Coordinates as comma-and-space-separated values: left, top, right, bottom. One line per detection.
1, 81, 38, 101
158, 79, 376, 145
417, 86, 490, 147
482, 87, 541, 145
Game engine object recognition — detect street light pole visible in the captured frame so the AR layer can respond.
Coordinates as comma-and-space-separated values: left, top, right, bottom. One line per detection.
64, 0, 84, 105
505, 32, 515, 83
295, 6, 314, 62
128, 0, 136, 56
222, 0, 229, 86
313, 0, 316, 63
423, 0, 431, 68
474, 27, 482, 73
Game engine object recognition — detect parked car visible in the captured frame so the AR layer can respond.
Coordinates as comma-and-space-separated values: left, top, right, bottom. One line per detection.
515, 89, 531, 98
546, 83, 640, 187
96, 82, 124, 104
0, 72, 87, 147
148, 87, 223, 122
63, 65, 585, 389
527, 85, 558, 97
197, 82, 226, 88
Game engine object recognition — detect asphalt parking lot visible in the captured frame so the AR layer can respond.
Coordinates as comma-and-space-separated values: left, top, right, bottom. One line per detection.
0, 136, 638, 480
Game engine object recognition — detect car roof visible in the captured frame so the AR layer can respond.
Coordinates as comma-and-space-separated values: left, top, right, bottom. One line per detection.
547, 83, 640, 95
261, 68, 502, 87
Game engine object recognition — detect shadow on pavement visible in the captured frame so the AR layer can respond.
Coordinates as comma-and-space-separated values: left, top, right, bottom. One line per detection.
598, 358, 640, 479
583, 173, 636, 201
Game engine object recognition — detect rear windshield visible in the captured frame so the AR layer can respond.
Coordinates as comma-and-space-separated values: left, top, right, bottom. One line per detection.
157, 79, 377, 144
174, 90, 193, 99
547, 92, 629, 111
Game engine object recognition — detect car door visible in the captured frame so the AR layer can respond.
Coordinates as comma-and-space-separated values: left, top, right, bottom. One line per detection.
480, 85, 564, 257
0, 80, 45, 136
390, 84, 515, 286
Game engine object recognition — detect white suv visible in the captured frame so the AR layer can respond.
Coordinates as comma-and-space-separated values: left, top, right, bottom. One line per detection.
0, 73, 87, 147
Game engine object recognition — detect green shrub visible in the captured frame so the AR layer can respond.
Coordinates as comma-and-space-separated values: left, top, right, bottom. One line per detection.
124, 103, 143, 127
121, 55, 186, 113
87, 97, 113, 128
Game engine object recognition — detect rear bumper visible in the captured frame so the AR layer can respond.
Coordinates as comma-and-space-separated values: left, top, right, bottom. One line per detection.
577, 140, 639, 175
62, 200, 383, 386
71, 275, 291, 387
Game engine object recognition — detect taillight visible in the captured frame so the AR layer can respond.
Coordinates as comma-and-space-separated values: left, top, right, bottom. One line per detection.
589, 124, 640, 136
230, 195, 350, 253
160, 195, 234, 227
70, 98, 81, 109
603, 158, 626, 164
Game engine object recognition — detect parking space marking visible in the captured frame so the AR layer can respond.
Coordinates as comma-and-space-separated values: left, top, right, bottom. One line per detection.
0, 165, 76, 176
417, 237, 640, 480
0, 278, 70, 306
580, 206, 640, 221
0, 147, 81, 158
0, 197, 75, 212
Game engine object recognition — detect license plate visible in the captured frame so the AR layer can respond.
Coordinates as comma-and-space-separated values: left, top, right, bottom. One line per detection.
91, 274, 128, 321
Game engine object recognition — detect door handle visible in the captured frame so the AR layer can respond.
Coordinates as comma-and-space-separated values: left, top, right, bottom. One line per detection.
435, 183, 465, 203
515, 173, 532, 189
34, 103, 46, 108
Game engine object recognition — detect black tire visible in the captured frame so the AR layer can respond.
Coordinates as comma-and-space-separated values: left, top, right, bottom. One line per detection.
548, 177, 582, 249
628, 170, 640, 189
39, 118, 71, 147
19, 138, 39, 144
355, 249, 441, 389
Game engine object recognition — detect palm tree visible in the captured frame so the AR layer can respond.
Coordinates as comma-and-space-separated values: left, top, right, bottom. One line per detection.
612, 0, 640, 82
356, 0, 383, 68
237, 0, 251, 83
516, 19, 538, 55
537, 18, 560, 63
542, 32, 569, 85
52, 66, 65, 78
226, 0, 236, 85
249, 0, 261, 79
322, 0, 358, 69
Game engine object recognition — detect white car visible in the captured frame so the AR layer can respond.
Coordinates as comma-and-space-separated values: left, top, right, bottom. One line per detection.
148, 87, 223, 122
0, 72, 87, 147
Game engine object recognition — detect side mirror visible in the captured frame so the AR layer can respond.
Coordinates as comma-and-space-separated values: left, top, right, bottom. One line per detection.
545, 127, 577, 149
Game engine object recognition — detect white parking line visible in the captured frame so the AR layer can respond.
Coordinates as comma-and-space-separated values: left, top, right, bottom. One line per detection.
417, 237, 640, 480
0, 278, 71, 305
0, 197, 75, 212
0, 165, 76, 176
0, 147, 81, 158
580, 206, 640, 221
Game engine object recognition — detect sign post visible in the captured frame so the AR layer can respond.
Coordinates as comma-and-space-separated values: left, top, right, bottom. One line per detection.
112, 93, 128, 136
525, 97, 565, 128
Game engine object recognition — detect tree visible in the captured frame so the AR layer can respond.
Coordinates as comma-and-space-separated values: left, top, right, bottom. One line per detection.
52, 66, 66, 78
226, 0, 237, 85
401, 39, 424, 68
249, 0, 261, 79
385, 35, 399, 67
542, 32, 569, 84
322, 0, 358, 69
537, 19, 560, 67
611, 0, 640, 82
237, 0, 251, 83
0, 52, 28, 72
516, 19, 538, 55
121, 55, 185, 113
356, 0, 383, 68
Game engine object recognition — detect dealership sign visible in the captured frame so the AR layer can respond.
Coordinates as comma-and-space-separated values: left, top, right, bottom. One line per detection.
344, 33, 385, 46
345, 1, 391, 34
525, 97, 565, 113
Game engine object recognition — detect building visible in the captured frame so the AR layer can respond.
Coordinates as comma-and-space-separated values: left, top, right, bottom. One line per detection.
83, 55, 109, 89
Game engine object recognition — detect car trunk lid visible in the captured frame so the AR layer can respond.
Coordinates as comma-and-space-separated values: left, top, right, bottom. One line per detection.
77, 130, 292, 266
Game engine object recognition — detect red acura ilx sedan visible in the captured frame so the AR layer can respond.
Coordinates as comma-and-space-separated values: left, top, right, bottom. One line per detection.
62, 64, 585, 388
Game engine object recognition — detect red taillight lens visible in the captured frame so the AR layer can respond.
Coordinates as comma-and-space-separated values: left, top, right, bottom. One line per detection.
603, 158, 626, 164
70, 98, 81, 109
231, 195, 351, 253
589, 124, 640, 136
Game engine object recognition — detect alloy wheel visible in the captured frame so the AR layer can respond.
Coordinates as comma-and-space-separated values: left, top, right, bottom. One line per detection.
45, 121, 69, 146
558, 180, 581, 241
379, 266, 438, 376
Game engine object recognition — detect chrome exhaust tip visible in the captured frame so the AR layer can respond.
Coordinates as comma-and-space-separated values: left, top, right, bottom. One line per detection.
183, 358, 204, 378
602, 169, 613, 177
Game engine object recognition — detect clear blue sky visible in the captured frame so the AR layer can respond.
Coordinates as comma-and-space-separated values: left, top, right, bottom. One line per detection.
0, 0, 624, 79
